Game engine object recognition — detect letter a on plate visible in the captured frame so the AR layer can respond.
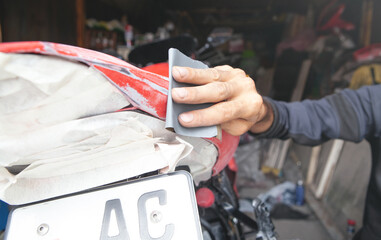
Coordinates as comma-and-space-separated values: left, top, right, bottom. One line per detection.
100, 199, 130, 240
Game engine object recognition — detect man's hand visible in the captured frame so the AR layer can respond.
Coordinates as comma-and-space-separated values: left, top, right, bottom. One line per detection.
171, 65, 274, 136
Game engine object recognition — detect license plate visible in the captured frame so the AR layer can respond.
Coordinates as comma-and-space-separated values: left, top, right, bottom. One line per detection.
5, 171, 203, 240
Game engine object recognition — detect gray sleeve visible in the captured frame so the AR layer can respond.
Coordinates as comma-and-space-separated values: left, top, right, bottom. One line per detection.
256, 85, 381, 146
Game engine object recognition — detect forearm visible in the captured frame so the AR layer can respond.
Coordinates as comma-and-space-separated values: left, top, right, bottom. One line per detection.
251, 85, 381, 145
252, 97, 339, 145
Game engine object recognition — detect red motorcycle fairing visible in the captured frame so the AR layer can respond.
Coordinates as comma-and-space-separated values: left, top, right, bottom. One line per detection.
0, 41, 239, 176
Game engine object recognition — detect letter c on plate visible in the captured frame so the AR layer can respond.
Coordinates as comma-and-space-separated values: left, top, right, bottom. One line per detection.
138, 190, 175, 240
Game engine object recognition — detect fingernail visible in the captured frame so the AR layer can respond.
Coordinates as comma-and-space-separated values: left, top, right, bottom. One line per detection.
173, 66, 188, 78
173, 88, 187, 99
180, 113, 193, 123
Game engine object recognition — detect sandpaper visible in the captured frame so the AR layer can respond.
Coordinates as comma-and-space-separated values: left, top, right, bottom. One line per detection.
165, 48, 219, 138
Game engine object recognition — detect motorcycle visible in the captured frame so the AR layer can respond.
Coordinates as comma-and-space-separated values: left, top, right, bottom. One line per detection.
0, 41, 276, 240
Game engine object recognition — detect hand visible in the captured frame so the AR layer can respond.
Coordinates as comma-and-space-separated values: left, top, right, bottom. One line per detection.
171, 65, 274, 136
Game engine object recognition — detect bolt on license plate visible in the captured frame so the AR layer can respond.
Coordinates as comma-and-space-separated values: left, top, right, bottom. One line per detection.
5, 171, 203, 240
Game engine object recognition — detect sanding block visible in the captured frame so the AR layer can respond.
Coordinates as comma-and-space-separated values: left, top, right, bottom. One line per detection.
165, 48, 220, 139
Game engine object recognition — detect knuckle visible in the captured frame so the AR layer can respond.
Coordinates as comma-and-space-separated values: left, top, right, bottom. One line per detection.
244, 95, 262, 118
216, 65, 233, 71
195, 110, 208, 126
233, 100, 245, 116
185, 68, 195, 81
215, 82, 231, 99
220, 103, 235, 120
247, 94, 261, 108
186, 87, 197, 102
210, 68, 221, 81
233, 68, 246, 77
230, 77, 255, 96
193, 68, 202, 80
243, 77, 255, 89
221, 65, 233, 70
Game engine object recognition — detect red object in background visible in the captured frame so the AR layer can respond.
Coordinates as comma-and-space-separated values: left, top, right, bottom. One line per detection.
317, 2, 355, 32
353, 43, 381, 62
346, 219, 356, 238
196, 187, 215, 208
347, 219, 356, 226
0, 41, 239, 176
142, 62, 170, 77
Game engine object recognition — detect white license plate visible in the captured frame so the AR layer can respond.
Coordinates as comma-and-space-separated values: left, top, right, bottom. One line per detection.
5, 171, 203, 240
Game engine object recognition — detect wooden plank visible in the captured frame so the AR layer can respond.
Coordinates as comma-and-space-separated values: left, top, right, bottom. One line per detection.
364, 0, 373, 47
306, 146, 321, 185
307, 141, 334, 197
314, 139, 345, 199
359, 0, 367, 45
76, 0, 85, 47
360, 0, 374, 47
264, 140, 281, 168
275, 139, 291, 170
0, 22, 2, 43
291, 59, 312, 102
0, 0, 2, 43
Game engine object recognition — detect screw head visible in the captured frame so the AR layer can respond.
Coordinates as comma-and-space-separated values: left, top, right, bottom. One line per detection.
150, 210, 163, 223
37, 223, 49, 236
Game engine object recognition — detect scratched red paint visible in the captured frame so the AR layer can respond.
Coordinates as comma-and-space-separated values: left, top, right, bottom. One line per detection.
93, 65, 168, 119
129, 68, 169, 89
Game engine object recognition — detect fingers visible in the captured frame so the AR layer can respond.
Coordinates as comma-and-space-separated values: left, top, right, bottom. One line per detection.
178, 100, 248, 127
172, 66, 245, 85
172, 81, 236, 104
171, 65, 264, 136
178, 106, 256, 136
172, 67, 221, 85
172, 74, 255, 105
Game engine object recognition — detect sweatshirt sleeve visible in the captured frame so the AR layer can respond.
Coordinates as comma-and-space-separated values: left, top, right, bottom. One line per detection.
256, 85, 381, 146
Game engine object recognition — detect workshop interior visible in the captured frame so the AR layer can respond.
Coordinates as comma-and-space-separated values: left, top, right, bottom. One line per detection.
0, 0, 380, 239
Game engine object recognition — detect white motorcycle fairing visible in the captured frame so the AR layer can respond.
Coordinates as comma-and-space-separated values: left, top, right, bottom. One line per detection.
0, 53, 218, 205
